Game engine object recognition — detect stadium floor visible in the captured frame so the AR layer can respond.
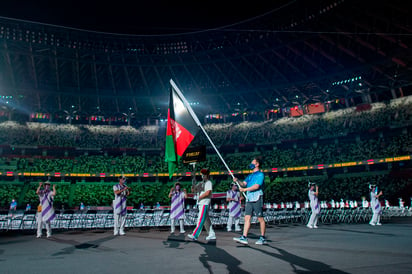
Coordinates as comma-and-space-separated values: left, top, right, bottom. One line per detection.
1, 218, 412, 274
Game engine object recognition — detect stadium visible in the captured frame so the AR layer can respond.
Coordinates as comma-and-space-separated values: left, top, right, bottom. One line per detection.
1, 1, 412, 273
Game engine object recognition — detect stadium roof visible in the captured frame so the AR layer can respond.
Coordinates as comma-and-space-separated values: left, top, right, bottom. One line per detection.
0, 0, 411, 121
0, 1, 292, 35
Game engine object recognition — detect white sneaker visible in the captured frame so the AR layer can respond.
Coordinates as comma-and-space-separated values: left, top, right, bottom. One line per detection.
376, 223, 382, 226
180, 230, 185, 234
36, 235, 42, 238
369, 223, 376, 226
119, 230, 126, 236
170, 230, 175, 234
313, 225, 318, 229
306, 225, 313, 229
227, 228, 232, 232
235, 227, 242, 232
206, 235, 216, 241
47, 233, 52, 238
187, 234, 197, 241
114, 230, 119, 236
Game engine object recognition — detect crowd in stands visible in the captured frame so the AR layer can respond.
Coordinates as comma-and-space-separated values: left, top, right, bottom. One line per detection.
0, 96, 411, 209
0, 97, 411, 174
0, 123, 160, 149
0, 96, 411, 150
0, 127, 410, 175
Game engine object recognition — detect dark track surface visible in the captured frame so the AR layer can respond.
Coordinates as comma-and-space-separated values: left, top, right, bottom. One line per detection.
1, 219, 412, 274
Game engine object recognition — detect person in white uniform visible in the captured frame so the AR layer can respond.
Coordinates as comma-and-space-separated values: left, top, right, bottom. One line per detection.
226, 183, 242, 232
187, 168, 216, 241
169, 181, 187, 234
369, 184, 383, 226
306, 182, 320, 229
113, 176, 130, 235
36, 180, 56, 238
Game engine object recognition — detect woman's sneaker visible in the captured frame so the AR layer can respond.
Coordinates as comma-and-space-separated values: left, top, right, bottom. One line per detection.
255, 236, 267, 245
206, 235, 216, 241
233, 235, 248, 245
187, 234, 197, 241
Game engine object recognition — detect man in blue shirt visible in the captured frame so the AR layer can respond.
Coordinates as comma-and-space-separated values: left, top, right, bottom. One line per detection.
10, 199, 17, 211
233, 156, 267, 245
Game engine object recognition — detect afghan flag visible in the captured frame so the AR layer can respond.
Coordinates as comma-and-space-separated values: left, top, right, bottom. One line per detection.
165, 82, 200, 178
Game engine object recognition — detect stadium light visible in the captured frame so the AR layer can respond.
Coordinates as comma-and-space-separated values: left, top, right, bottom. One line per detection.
332, 75, 363, 87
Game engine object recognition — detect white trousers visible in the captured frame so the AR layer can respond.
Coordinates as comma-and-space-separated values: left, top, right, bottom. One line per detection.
227, 216, 240, 230
370, 212, 381, 225
37, 213, 51, 237
114, 214, 126, 233
307, 211, 319, 227
170, 219, 185, 233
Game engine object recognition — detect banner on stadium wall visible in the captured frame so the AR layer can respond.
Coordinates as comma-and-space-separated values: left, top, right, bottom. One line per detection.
305, 103, 325, 114
290, 106, 303, 117
356, 103, 372, 112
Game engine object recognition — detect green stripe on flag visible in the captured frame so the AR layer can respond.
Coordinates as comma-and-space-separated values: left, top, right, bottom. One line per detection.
165, 134, 179, 178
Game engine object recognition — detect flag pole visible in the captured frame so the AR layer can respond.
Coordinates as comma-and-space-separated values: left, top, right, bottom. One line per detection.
170, 79, 246, 199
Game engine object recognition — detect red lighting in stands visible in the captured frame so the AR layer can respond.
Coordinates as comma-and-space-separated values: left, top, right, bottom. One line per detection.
100, 173, 106, 177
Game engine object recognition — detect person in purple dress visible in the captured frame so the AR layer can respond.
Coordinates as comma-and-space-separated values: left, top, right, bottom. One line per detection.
113, 176, 130, 236
36, 180, 56, 238
168, 181, 187, 234
226, 183, 242, 232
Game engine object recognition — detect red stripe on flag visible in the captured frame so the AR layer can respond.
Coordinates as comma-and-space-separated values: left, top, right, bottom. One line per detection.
171, 119, 195, 157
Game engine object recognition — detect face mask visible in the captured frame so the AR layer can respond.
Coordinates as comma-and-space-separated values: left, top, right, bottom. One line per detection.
249, 163, 255, 169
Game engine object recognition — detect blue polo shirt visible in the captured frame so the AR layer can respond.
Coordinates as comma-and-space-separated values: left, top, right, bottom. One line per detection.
245, 170, 264, 202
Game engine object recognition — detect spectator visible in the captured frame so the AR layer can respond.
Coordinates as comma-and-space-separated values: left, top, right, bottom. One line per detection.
9, 199, 17, 211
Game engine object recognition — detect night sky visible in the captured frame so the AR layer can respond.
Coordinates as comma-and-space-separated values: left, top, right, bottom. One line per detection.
0, 0, 293, 35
